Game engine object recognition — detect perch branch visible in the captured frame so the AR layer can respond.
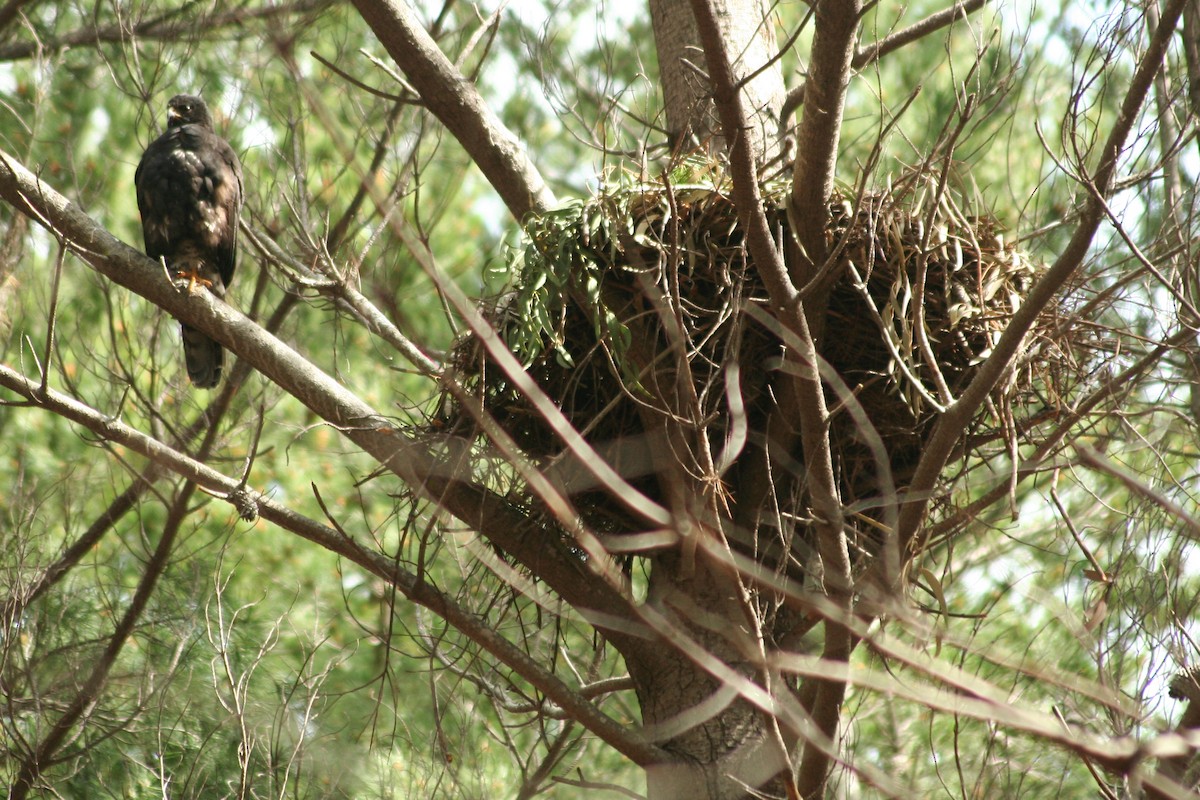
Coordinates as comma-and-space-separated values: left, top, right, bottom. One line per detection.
350, 0, 556, 220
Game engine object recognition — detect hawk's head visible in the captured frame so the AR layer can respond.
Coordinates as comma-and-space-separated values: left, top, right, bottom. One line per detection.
165, 95, 212, 130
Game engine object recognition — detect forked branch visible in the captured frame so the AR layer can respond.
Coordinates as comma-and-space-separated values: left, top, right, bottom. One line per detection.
688, 1, 854, 795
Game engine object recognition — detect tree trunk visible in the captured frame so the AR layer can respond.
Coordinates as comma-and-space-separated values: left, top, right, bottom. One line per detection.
628, 557, 795, 800
627, 2, 796, 798
649, 0, 785, 164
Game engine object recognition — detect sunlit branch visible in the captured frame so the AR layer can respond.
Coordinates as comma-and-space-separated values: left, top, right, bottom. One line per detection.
917, 331, 1191, 547
772, 647, 1199, 778
349, 0, 556, 220
855, 0, 990, 68
688, 4, 857, 795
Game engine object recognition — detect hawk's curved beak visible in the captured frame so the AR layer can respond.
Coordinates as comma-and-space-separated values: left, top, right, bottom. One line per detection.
167, 107, 182, 123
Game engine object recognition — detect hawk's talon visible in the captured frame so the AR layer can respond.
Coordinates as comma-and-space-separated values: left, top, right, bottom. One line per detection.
174, 267, 215, 294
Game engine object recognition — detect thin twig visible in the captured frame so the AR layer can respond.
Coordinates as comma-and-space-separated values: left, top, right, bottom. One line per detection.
896, 0, 1191, 555
0, 361, 667, 767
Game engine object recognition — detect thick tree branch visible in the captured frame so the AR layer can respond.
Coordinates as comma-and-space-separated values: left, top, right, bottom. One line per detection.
779, 0, 989, 146
1184, 0, 1200, 113
895, 0, 1190, 555
349, 0, 556, 221
0, 362, 666, 767
0, 148, 634, 649
788, 0, 862, 275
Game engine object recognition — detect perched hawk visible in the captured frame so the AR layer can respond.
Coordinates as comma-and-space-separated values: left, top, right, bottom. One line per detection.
135, 94, 243, 388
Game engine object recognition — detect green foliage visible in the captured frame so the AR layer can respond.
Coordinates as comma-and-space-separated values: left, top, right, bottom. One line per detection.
498, 195, 631, 371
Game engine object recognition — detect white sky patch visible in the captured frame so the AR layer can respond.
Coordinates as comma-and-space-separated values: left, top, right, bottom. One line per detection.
237, 111, 277, 154
80, 106, 110, 156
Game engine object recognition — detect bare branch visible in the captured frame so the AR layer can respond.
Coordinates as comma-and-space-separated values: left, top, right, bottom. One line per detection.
788, 0, 862, 271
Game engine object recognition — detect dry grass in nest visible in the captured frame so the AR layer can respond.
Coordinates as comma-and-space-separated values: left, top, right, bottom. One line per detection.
441, 169, 1076, 540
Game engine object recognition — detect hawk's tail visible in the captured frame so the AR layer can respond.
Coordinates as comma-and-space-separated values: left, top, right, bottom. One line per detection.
181, 323, 223, 389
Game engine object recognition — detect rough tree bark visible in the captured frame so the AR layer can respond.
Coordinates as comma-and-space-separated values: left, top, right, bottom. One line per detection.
649, 0, 785, 164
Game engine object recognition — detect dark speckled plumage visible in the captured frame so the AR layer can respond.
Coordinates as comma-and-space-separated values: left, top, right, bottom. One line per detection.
135, 94, 243, 389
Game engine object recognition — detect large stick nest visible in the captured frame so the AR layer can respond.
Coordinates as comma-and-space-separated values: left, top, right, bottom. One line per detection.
440, 170, 1077, 542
